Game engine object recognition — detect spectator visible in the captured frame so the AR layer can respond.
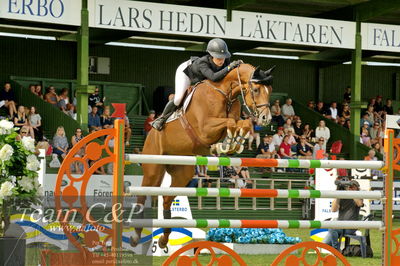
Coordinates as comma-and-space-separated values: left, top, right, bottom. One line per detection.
272, 127, 284, 148
343, 86, 351, 103
35, 84, 43, 98
123, 112, 132, 146
329, 102, 338, 121
383, 99, 393, 115
52, 126, 69, 159
361, 128, 371, 147
235, 166, 252, 187
271, 99, 285, 126
256, 135, 275, 158
338, 117, 346, 128
374, 96, 384, 114
44, 86, 59, 107
344, 119, 351, 129
18, 126, 30, 141
89, 160, 106, 175
360, 114, 371, 128
223, 166, 246, 188
296, 135, 313, 159
279, 135, 293, 159
293, 119, 303, 140
0, 82, 17, 118
101, 106, 114, 129
66, 104, 76, 120
58, 88, 70, 113
14, 105, 34, 138
307, 100, 315, 110
88, 106, 102, 131
143, 110, 155, 137
364, 149, 384, 177
28, 84, 36, 94
71, 128, 84, 174
286, 129, 297, 151
315, 120, 330, 149
28, 106, 43, 141
369, 122, 382, 145
341, 103, 351, 120
315, 101, 331, 118
283, 118, 295, 135
89, 87, 105, 115
323, 180, 363, 251
372, 142, 383, 154
365, 105, 375, 125
281, 98, 295, 120
196, 165, 212, 188
302, 123, 314, 141
313, 137, 327, 159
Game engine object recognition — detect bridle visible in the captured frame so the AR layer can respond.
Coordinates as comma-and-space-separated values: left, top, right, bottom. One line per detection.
204, 65, 270, 118
236, 67, 270, 118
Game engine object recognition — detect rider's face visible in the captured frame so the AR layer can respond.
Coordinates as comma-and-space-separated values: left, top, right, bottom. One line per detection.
212, 57, 225, 67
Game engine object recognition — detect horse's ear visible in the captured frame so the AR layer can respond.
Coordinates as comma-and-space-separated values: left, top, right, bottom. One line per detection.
250, 66, 262, 82
264, 65, 276, 76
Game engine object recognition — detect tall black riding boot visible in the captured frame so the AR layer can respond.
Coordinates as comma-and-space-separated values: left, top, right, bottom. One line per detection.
151, 100, 178, 131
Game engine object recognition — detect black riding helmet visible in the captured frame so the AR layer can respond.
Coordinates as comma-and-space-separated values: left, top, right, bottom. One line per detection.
206, 38, 231, 59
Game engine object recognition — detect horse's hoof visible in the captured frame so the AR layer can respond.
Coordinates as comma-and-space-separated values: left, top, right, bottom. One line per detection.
158, 235, 168, 249
236, 144, 244, 154
129, 233, 140, 247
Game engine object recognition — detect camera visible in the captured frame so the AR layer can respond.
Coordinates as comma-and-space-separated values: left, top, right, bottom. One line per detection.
335, 177, 360, 191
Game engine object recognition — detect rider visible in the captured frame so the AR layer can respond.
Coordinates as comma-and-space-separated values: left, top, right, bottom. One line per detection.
152, 38, 242, 131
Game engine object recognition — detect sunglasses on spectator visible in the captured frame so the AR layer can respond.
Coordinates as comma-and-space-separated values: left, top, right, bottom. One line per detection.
21, 131, 28, 134
319, 139, 324, 142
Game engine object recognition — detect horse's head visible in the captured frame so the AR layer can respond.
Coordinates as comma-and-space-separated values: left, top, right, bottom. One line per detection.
237, 64, 274, 125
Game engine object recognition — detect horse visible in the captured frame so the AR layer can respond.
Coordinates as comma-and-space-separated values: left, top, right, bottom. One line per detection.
130, 63, 273, 248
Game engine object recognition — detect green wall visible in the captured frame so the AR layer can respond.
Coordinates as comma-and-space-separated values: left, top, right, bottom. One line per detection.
0, 36, 399, 109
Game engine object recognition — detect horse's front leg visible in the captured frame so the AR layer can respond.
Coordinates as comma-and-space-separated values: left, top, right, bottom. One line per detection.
231, 119, 252, 153
201, 117, 238, 154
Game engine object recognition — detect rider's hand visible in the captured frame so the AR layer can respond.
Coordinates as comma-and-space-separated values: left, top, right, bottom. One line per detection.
228, 60, 243, 70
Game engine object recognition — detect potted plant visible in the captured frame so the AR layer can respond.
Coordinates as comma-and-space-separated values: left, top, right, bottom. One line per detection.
0, 120, 43, 266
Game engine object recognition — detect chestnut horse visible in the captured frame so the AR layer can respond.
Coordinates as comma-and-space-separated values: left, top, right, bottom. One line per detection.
130, 63, 273, 248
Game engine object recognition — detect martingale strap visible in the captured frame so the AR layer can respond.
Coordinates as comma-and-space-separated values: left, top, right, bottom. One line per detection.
179, 114, 210, 151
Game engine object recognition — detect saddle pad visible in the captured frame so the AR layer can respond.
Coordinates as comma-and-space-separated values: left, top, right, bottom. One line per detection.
166, 86, 197, 123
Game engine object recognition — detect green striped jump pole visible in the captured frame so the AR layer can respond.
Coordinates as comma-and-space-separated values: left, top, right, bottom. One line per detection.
126, 187, 383, 199
124, 219, 383, 230
125, 154, 384, 169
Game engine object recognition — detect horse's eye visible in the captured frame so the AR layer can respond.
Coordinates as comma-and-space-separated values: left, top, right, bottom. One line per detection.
253, 88, 259, 93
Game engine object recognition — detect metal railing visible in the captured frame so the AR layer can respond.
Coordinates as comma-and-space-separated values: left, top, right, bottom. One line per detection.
194, 177, 310, 211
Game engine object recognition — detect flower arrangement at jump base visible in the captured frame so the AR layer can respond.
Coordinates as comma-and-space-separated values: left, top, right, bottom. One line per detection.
206, 228, 302, 244
0, 120, 42, 237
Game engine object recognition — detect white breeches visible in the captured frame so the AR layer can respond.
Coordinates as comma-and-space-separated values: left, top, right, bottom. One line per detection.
174, 59, 192, 106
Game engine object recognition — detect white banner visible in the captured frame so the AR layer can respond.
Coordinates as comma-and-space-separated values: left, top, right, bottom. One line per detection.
315, 168, 338, 221
362, 23, 400, 53
92, 0, 355, 49
385, 115, 400, 130
0, 0, 81, 26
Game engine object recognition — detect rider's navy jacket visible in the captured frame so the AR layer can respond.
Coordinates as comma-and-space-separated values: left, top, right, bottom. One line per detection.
184, 55, 231, 84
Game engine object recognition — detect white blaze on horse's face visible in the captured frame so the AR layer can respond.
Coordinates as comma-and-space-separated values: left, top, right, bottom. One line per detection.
247, 83, 272, 126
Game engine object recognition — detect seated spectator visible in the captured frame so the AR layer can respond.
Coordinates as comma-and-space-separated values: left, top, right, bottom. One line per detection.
271, 99, 285, 126
341, 103, 351, 120
248, 118, 261, 151
0, 82, 17, 118
364, 149, 384, 177
283, 118, 295, 135
58, 88, 70, 113
14, 105, 34, 138
361, 128, 371, 147
302, 123, 314, 142
88, 106, 102, 131
101, 106, 114, 129
52, 126, 69, 159
28, 106, 43, 141
89, 160, 106, 175
222, 166, 246, 188
313, 137, 328, 159
272, 127, 284, 148
307, 100, 315, 110
365, 105, 375, 125
296, 135, 313, 159
279, 135, 293, 159
315, 120, 330, 149
337, 117, 346, 128
235, 166, 252, 187
282, 98, 295, 120
256, 135, 276, 158
315, 101, 331, 117
343, 86, 351, 103
28, 84, 36, 94
293, 119, 303, 140
374, 96, 384, 115
89, 87, 105, 115
383, 99, 393, 115
44, 86, 59, 107
344, 119, 351, 129
286, 130, 297, 152
66, 104, 76, 120
118, 111, 133, 146
372, 142, 383, 154
71, 128, 84, 174
18, 126, 30, 141
35, 84, 43, 98
329, 102, 338, 121
143, 110, 155, 137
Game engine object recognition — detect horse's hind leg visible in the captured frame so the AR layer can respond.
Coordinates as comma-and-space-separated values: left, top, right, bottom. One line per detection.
158, 165, 195, 249
130, 163, 166, 247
